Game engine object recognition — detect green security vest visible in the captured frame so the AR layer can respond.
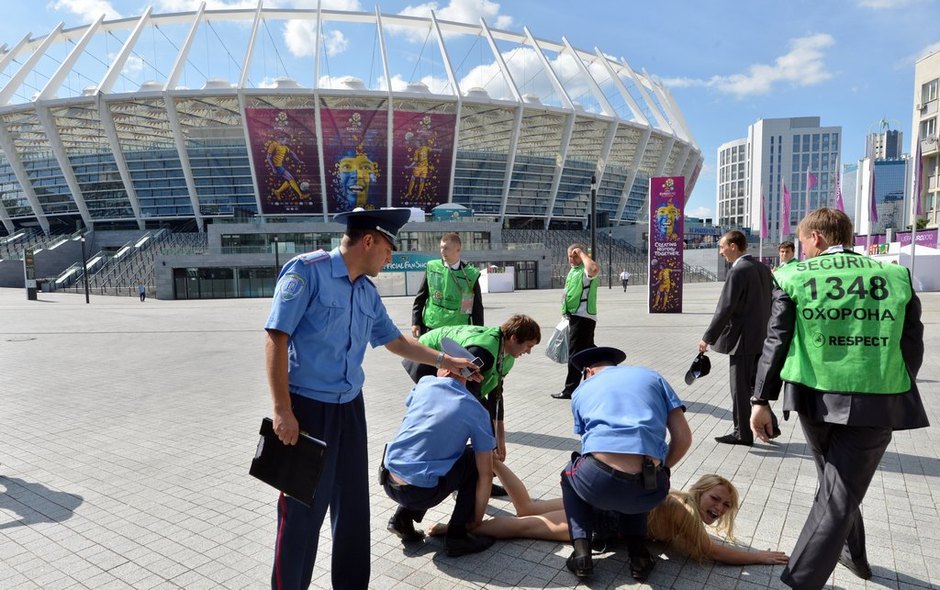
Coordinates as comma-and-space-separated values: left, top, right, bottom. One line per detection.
419, 325, 515, 398
562, 265, 598, 315
422, 259, 481, 329
774, 251, 912, 394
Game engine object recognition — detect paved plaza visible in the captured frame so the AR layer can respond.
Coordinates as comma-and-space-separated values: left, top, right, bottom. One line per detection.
1, 283, 938, 589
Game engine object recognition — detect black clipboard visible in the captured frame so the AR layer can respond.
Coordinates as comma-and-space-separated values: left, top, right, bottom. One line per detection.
249, 418, 327, 507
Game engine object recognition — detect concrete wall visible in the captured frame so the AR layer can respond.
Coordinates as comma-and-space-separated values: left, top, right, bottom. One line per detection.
0, 238, 88, 288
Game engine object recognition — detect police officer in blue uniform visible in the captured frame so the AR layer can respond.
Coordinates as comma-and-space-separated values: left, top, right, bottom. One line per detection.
264, 208, 481, 590
560, 346, 692, 582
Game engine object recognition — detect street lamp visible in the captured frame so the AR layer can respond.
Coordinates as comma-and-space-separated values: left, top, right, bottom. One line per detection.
590, 174, 597, 261
80, 236, 90, 304
607, 230, 613, 289
273, 235, 280, 271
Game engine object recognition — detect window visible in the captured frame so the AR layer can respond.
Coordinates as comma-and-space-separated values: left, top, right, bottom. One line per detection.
921, 117, 937, 139
922, 79, 939, 104
793, 135, 800, 151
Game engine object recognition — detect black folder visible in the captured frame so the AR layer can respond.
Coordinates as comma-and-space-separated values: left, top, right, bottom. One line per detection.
249, 418, 327, 507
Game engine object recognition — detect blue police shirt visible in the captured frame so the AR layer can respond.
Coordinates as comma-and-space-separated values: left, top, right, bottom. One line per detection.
385, 376, 496, 488
571, 366, 685, 463
264, 248, 401, 403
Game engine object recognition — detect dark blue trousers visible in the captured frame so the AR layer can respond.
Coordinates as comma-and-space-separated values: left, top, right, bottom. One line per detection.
560, 454, 669, 541
383, 446, 479, 538
271, 394, 369, 590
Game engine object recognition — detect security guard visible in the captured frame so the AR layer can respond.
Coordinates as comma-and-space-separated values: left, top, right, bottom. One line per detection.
560, 346, 692, 582
552, 243, 600, 399
264, 208, 480, 590
411, 232, 483, 337
751, 208, 928, 589
403, 315, 541, 463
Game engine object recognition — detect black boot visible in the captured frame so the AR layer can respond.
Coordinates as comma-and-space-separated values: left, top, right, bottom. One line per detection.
626, 537, 654, 581
565, 538, 593, 579
387, 509, 424, 543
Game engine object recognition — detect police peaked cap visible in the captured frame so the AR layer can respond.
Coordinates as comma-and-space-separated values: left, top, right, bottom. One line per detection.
333, 207, 411, 250
569, 346, 627, 372
684, 352, 712, 385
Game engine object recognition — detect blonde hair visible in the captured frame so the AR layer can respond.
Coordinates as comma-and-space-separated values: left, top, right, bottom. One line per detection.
797, 207, 853, 247
647, 474, 740, 562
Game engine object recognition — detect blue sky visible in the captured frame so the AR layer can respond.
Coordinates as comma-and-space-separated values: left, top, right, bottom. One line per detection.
2, 0, 938, 220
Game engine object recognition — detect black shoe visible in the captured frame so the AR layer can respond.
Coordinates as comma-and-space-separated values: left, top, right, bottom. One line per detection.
770, 425, 782, 439
551, 391, 572, 400
838, 548, 872, 580
490, 483, 508, 497
565, 551, 593, 578
444, 532, 494, 557
627, 541, 655, 581
714, 433, 753, 446
387, 513, 424, 543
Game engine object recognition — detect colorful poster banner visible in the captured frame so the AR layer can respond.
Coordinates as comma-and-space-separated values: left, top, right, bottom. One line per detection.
854, 229, 939, 250
320, 107, 389, 212
246, 108, 322, 215
648, 176, 685, 314
391, 112, 456, 209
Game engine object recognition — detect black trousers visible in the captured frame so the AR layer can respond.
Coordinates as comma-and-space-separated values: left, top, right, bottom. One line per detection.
781, 418, 891, 589
563, 315, 596, 395
728, 353, 778, 442
383, 447, 479, 539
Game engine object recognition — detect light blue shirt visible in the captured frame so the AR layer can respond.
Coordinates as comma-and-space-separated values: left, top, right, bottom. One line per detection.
385, 376, 496, 488
571, 366, 685, 463
265, 248, 401, 403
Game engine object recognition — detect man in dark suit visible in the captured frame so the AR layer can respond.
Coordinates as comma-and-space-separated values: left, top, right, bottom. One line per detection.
750, 208, 928, 588
698, 230, 778, 446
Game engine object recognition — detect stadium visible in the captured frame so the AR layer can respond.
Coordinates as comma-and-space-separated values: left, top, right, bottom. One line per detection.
0, 6, 702, 298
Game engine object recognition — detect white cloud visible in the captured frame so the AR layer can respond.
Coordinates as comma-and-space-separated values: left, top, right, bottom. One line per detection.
382, 73, 452, 93
662, 34, 835, 98
390, 0, 512, 42
855, 0, 925, 7
49, 0, 121, 21
687, 206, 713, 219
121, 54, 146, 78
917, 41, 940, 61
283, 20, 318, 58
324, 30, 348, 56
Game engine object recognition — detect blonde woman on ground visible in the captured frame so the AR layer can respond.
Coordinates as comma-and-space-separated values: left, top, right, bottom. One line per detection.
430, 461, 788, 565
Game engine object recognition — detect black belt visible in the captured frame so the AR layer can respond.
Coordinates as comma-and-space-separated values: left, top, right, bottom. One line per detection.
588, 456, 660, 481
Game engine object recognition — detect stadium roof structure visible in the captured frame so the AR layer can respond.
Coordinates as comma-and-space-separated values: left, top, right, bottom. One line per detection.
0, 3, 702, 234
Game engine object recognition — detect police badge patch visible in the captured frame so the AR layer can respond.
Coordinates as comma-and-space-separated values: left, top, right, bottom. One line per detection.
279, 273, 306, 301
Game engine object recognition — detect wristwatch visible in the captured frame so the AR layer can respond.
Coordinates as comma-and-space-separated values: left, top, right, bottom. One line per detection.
750, 397, 769, 406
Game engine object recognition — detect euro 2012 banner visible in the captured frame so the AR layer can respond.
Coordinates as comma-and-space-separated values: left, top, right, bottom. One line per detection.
245, 106, 455, 215
648, 176, 685, 314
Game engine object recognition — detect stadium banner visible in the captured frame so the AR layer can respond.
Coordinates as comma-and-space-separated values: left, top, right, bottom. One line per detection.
320, 107, 389, 212
245, 108, 322, 215
648, 176, 685, 314
391, 111, 456, 210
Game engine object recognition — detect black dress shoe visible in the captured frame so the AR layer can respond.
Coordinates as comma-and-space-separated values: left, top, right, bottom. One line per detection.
714, 433, 753, 446
490, 483, 508, 497
444, 532, 494, 557
770, 425, 782, 439
387, 513, 424, 543
838, 548, 872, 580
551, 391, 572, 399
565, 551, 593, 578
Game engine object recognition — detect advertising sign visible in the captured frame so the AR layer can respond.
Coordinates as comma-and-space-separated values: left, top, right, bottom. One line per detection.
245, 108, 322, 215
320, 107, 389, 212
648, 176, 684, 313
391, 111, 456, 210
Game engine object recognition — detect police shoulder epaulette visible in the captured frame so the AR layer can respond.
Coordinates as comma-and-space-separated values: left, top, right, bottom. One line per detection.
297, 249, 329, 265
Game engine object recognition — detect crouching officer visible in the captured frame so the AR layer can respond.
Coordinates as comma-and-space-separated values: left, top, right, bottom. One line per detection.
560, 347, 692, 582
382, 349, 496, 557
751, 208, 928, 589
402, 315, 541, 496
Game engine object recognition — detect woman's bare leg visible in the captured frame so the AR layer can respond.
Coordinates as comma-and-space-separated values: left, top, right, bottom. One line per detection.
494, 461, 564, 517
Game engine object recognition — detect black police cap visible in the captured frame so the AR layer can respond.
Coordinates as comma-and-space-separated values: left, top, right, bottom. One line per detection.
569, 346, 627, 372
684, 352, 712, 385
333, 207, 411, 250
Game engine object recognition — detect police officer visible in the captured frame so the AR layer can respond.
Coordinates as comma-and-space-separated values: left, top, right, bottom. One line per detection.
751, 208, 928, 589
560, 346, 692, 582
264, 208, 480, 590
552, 243, 600, 400
411, 232, 483, 337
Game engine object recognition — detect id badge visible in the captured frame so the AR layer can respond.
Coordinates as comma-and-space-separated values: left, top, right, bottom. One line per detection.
460, 293, 474, 314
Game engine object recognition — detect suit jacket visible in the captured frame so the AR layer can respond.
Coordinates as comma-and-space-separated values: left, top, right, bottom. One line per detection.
753, 280, 929, 431
702, 255, 773, 356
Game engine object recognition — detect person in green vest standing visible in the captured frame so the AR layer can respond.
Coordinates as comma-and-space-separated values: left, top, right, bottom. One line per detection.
411, 232, 484, 338
402, 315, 542, 497
750, 208, 928, 589
551, 243, 600, 400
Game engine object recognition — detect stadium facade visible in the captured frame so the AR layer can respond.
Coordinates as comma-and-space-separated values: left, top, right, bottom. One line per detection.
0, 5, 701, 236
